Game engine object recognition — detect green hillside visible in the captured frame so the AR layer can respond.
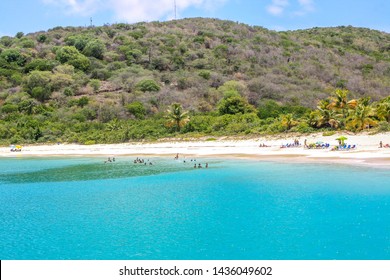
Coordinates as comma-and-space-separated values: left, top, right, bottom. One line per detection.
0, 18, 389, 144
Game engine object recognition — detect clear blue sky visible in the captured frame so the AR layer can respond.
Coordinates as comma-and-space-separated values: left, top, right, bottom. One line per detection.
1, 0, 389, 37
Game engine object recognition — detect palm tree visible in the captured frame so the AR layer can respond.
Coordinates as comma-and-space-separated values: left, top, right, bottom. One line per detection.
316, 99, 341, 129
347, 99, 358, 109
346, 103, 377, 131
307, 110, 322, 128
328, 116, 341, 129
377, 98, 390, 123
330, 88, 349, 120
106, 118, 123, 131
166, 103, 190, 132
280, 113, 298, 131
330, 89, 348, 108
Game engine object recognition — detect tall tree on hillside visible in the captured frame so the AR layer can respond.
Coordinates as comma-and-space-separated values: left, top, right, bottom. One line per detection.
166, 103, 190, 132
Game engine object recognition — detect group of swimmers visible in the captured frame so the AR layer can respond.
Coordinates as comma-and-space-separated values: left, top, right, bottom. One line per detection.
134, 157, 153, 165
175, 153, 209, 169
184, 158, 197, 163
104, 157, 115, 163
194, 163, 208, 168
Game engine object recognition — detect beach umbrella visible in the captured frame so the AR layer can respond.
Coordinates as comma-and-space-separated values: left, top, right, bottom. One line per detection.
336, 136, 347, 145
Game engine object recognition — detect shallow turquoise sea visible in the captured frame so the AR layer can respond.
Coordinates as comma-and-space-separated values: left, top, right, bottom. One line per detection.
0, 156, 389, 260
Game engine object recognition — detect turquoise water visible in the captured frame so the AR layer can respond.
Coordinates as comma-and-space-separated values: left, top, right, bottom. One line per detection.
0, 156, 389, 260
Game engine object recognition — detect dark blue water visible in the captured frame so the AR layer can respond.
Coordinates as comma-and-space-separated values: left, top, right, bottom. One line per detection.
0, 157, 389, 260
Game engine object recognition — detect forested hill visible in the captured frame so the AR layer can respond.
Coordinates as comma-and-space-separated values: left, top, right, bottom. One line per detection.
1, 18, 390, 144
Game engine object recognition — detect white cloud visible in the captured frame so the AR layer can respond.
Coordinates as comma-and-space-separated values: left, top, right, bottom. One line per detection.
266, 0, 289, 16
267, 6, 283, 16
42, 0, 104, 16
266, 0, 315, 17
295, 0, 314, 15
42, 0, 228, 22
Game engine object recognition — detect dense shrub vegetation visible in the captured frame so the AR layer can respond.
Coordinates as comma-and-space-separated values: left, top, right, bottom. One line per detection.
0, 18, 389, 144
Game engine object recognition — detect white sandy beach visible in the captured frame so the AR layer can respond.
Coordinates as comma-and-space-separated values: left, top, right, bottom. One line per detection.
1, 132, 390, 167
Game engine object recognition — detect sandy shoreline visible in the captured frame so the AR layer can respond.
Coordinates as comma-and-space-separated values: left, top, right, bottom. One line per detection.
1, 132, 390, 168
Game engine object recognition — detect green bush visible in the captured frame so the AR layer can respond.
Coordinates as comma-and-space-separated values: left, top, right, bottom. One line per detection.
290, 122, 315, 133
0, 49, 26, 66
25, 59, 58, 73
0, 36, 14, 47
56, 46, 90, 71
83, 39, 106, 59
65, 35, 90, 51
10, 73, 22, 86
20, 38, 35, 48
198, 70, 211, 80
89, 79, 101, 92
218, 91, 255, 115
126, 101, 146, 119
377, 121, 390, 132
77, 97, 89, 107
1, 103, 19, 113
24, 70, 52, 95
36, 34, 47, 43
31, 86, 51, 102
63, 87, 74, 96
136, 79, 160, 92
15, 32, 24, 39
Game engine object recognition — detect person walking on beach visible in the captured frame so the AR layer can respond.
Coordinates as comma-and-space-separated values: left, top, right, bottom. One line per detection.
379, 141, 383, 148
